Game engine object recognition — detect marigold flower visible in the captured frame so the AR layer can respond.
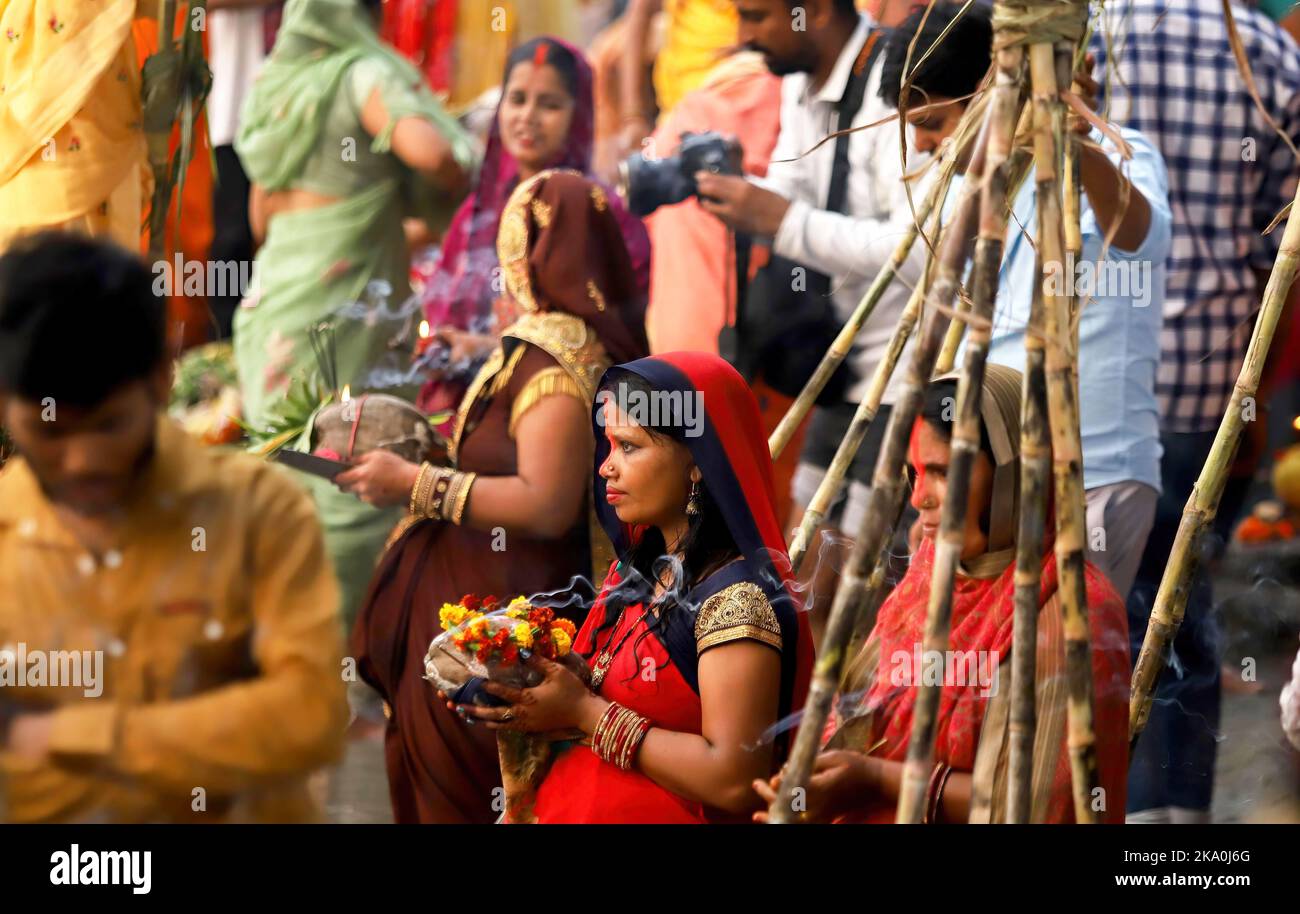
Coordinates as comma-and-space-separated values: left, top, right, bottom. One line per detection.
551, 629, 573, 656
513, 623, 534, 648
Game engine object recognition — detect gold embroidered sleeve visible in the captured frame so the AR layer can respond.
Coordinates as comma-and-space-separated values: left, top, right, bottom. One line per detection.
694, 582, 782, 655
508, 366, 587, 438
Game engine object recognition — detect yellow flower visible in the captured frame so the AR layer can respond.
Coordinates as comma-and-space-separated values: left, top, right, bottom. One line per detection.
440, 603, 469, 630
513, 623, 534, 649
551, 628, 572, 656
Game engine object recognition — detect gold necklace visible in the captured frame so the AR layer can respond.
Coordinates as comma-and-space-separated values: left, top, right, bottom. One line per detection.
589, 607, 643, 690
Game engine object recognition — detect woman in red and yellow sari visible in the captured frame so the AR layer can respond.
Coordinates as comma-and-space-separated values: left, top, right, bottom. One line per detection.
453, 351, 815, 823
754, 364, 1131, 823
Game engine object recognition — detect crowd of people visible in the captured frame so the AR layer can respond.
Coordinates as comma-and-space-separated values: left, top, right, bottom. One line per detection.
2, 0, 1300, 825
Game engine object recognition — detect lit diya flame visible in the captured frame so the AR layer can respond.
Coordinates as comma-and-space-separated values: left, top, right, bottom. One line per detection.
341, 385, 351, 404
1293, 415, 1300, 432
418, 320, 430, 339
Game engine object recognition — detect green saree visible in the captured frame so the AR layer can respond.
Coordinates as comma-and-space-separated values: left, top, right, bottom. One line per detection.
233, 0, 478, 624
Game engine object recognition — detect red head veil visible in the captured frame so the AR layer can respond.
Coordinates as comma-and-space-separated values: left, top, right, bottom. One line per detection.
590, 352, 814, 740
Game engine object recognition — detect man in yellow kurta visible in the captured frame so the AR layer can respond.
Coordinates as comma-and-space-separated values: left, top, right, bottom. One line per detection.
0, 234, 347, 823
0, 0, 152, 251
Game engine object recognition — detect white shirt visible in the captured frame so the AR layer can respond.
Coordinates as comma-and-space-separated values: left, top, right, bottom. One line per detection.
208, 8, 269, 148
756, 14, 930, 404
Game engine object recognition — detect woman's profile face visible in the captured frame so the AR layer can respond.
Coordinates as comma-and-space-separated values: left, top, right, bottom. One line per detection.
499, 60, 576, 175
598, 403, 696, 531
909, 420, 994, 561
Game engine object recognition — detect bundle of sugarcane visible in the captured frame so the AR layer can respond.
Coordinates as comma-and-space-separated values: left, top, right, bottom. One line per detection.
142, 1, 212, 262
1004, 14, 1098, 822
893, 30, 1029, 825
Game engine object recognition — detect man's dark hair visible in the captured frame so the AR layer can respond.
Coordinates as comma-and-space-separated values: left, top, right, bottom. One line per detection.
0, 233, 166, 407
879, 2, 993, 109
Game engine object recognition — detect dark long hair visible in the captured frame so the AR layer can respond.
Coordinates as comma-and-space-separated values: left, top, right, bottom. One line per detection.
592, 371, 741, 677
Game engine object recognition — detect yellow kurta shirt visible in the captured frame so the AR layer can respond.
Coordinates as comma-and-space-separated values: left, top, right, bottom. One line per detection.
0, 418, 347, 823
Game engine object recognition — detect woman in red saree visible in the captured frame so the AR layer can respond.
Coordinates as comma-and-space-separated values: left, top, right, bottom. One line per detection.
754, 364, 1131, 823
454, 352, 815, 822
345, 169, 648, 823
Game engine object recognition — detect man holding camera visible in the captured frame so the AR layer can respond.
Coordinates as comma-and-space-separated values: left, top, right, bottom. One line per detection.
697, 0, 925, 627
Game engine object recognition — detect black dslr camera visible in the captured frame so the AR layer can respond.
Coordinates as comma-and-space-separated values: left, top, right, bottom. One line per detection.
618, 131, 744, 218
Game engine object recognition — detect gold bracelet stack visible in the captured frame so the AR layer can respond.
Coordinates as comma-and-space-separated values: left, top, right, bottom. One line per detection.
591, 702, 651, 771
409, 462, 478, 525
410, 462, 435, 515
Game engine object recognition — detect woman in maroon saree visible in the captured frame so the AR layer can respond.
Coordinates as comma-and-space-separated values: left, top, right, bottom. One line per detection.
454, 352, 815, 823
415, 36, 650, 421
345, 169, 648, 824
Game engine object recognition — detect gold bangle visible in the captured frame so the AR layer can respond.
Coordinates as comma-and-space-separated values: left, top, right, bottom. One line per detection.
450, 472, 477, 525
409, 462, 433, 516
417, 465, 443, 518
440, 471, 466, 523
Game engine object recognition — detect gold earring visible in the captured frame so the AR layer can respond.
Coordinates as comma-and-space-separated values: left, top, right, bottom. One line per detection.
686, 480, 701, 517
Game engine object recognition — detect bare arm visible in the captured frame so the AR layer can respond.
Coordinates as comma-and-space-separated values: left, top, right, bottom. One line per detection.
335, 388, 590, 540
620, 0, 662, 131
592, 640, 781, 814
1078, 144, 1151, 254
248, 183, 267, 247
459, 392, 591, 539
360, 88, 471, 198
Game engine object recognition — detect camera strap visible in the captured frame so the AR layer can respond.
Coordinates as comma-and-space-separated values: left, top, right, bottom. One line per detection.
826, 28, 886, 218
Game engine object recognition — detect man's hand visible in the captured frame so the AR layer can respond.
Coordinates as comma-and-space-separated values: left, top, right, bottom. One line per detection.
695, 173, 791, 237
7, 713, 53, 762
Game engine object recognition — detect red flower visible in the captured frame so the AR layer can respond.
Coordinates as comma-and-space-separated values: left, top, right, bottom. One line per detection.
461, 594, 481, 611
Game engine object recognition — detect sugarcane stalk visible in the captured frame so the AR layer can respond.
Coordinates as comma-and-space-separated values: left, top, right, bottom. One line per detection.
1030, 35, 1100, 823
1060, 45, 1083, 402
767, 95, 990, 459
767, 106, 992, 825
894, 43, 1027, 826
1006, 243, 1050, 822
1129, 163, 1300, 748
